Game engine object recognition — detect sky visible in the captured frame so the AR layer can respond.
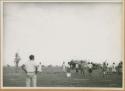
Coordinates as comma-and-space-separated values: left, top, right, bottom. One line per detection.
3, 2, 123, 66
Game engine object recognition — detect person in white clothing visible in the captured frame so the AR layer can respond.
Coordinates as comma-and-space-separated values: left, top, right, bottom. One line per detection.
112, 62, 116, 73
88, 62, 93, 78
62, 61, 66, 72
38, 62, 42, 72
66, 62, 71, 78
84, 63, 88, 78
75, 63, 79, 72
21, 55, 38, 87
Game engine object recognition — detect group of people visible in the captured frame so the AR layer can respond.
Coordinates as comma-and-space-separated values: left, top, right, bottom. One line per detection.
13, 53, 122, 87
102, 61, 122, 77
62, 61, 94, 78
62, 60, 122, 79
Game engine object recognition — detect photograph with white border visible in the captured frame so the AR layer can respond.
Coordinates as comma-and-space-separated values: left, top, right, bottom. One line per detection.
1, 0, 124, 89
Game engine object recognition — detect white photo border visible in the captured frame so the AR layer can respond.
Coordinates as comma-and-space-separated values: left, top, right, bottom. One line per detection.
0, 0, 124, 90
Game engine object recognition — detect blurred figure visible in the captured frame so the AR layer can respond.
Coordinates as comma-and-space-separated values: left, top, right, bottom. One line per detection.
117, 61, 122, 74
14, 52, 21, 72
80, 61, 85, 75
66, 62, 71, 78
88, 62, 93, 79
38, 62, 42, 72
62, 61, 66, 72
102, 62, 107, 78
112, 62, 116, 73
106, 63, 109, 74
75, 63, 79, 73
21, 55, 38, 87
105, 63, 111, 79
84, 62, 88, 78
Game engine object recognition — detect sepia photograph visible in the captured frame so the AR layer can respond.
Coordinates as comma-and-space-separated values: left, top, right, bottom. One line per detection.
0, 0, 124, 89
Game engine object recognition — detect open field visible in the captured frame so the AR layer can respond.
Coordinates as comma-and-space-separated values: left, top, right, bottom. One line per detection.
3, 66, 122, 87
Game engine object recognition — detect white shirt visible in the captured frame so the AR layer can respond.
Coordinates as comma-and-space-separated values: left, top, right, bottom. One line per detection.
25, 60, 37, 72
76, 64, 79, 68
38, 64, 42, 72
107, 64, 111, 68
88, 64, 93, 69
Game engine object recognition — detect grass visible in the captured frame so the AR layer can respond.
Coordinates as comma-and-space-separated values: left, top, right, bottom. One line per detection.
3, 66, 122, 87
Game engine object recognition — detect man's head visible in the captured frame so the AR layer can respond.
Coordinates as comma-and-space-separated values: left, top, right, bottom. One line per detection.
29, 55, 34, 60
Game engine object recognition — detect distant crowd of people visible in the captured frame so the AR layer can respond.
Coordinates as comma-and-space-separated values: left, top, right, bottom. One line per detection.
13, 52, 122, 87
62, 59, 122, 79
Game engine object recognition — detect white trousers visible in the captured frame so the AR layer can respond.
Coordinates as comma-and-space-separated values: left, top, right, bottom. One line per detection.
26, 72, 37, 87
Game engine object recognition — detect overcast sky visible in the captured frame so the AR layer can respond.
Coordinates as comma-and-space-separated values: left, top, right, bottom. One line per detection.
3, 2, 123, 66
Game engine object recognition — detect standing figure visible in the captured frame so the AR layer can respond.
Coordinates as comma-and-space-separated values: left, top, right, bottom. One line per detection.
106, 63, 109, 74
38, 62, 42, 72
102, 62, 108, 79
75, 63, 79, 73
88, 62, 93, 79
14, 52, 21, 72
21, 55, 38, 87
112, 62, 116, 73
106, 63, 111, 79
84, 62, 88, 78
62, 61, 66, 72
66, 62, 71, 78
80, 61, 85, 76
117, 61, 122, 74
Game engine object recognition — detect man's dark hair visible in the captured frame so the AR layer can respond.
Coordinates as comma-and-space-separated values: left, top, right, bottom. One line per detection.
29, 55, 34, 60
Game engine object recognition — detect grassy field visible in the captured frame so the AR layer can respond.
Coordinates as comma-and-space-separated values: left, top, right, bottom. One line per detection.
3, 66, 122, 87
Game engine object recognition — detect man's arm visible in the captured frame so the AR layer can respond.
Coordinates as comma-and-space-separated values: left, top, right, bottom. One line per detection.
21, 64, 27, 73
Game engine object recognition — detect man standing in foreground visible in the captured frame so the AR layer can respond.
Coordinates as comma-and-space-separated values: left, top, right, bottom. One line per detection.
21, 55, 38, 87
